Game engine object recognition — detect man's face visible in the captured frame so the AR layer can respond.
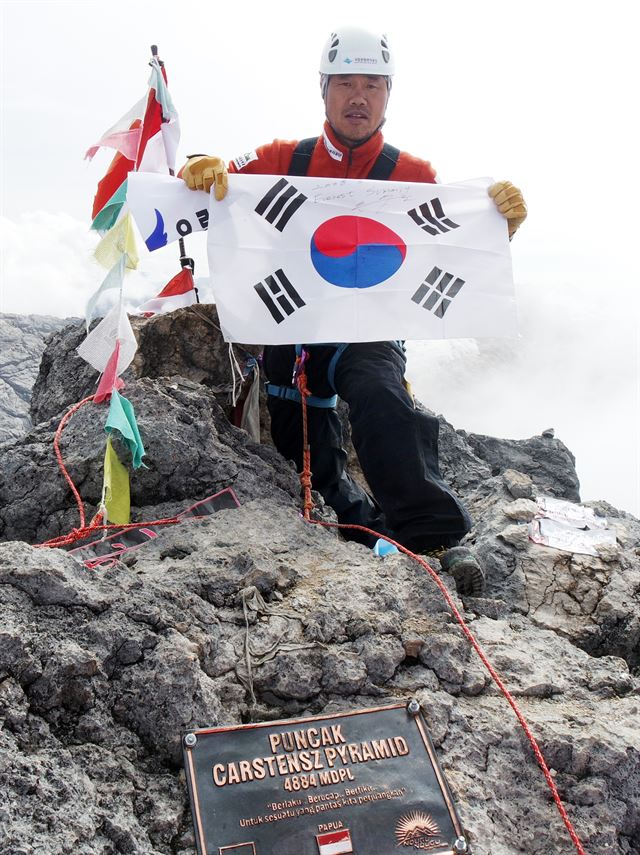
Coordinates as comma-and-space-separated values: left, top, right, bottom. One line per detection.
325, 74, 389, 146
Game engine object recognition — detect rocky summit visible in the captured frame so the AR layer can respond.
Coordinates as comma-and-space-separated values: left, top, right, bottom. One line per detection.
0, 306, 638, 855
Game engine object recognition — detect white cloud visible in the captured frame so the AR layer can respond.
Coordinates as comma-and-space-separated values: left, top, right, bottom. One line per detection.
407, 267, 640, 516
0, 211, 211, 318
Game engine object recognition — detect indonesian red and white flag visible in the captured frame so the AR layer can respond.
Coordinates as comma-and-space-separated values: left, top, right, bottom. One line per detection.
135, 267, 197, 316
205, 174, 516, 344
316, 829, 353, 855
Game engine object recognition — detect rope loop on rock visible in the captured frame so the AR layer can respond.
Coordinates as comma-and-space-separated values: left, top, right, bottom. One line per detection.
53, 395, 95, 530
39, 396, 185, 550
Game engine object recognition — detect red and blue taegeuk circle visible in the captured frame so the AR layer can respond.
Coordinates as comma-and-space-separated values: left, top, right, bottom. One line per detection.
310, 215, 406, 288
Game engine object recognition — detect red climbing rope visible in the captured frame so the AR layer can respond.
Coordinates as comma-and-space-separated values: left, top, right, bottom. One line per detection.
295, 353, 314, 521
38, 516, 185, 550
309, 520, 586, 855
39, 396, 185, 549
52, 396, 95, 529
294, 358, 586, 855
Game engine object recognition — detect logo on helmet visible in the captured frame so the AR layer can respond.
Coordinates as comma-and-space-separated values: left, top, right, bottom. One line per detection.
328, 33, 339, 63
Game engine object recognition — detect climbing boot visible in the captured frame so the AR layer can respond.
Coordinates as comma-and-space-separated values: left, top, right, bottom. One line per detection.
440, 546, 485, 596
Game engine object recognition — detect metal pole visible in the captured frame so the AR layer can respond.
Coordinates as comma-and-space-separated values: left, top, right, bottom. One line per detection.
150, 45, 198, 297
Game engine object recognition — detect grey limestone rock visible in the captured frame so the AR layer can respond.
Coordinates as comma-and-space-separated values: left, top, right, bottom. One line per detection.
1, 308, 638, 854
0, 500, 638, 854
462, 430, 581, 501
0, 313, 75, 445
0, 376, 299, 544
502, 468, 536, 499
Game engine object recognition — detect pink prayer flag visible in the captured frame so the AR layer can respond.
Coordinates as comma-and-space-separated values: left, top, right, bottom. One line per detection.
93, 340, 125, 403
86, 128, 142, 163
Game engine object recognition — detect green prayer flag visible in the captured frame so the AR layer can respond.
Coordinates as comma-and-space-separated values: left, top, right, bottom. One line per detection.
105, 390, 146, 468
91, 180, 128, 232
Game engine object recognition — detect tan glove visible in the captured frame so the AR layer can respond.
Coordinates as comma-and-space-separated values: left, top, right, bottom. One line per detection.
181, 155, 228, 200
489, 181, 527, 238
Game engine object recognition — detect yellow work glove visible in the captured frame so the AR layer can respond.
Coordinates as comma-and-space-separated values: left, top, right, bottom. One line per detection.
181, 155, 228, 200
489, 181, 527, 238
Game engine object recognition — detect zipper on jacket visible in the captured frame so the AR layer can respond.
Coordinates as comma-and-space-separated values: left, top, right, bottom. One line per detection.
345, 148, 353, 178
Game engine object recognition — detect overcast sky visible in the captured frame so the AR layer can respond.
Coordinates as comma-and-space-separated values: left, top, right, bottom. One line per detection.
1, 0, 638, 516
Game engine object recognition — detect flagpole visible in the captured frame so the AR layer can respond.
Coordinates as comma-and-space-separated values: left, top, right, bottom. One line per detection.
150, 44, 198, 302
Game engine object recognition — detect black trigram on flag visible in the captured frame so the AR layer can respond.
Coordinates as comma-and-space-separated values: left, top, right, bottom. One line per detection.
254, 269, 306, 323
254, 178, 307, 231
412, 266, 465, 318
407, 198, 460, 236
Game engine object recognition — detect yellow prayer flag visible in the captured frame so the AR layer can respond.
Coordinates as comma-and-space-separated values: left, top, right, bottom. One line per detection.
103, 437, 131, 525
94, 212, 139, 270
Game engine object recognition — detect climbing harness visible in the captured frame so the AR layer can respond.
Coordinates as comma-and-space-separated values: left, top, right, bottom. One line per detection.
287, 136, 400, 180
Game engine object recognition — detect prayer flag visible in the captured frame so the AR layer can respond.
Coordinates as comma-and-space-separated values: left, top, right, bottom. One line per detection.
105, 390, 145, 469
102, 437, 131, 524
85, 256, 126, 331
88, 56, 180, 226
91, 139, 138, 223
94, 212, 138, 270
136, 58, 180, 172
93, 341, 125, 403
135, 267, 197, 316
86, 97, 146, 162
207, 174, 516, 344
77, 298, 137, 375
91, 180, 129, 233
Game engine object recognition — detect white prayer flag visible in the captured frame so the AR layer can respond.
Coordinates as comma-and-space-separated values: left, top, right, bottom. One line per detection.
77, 298, 137, 374
208, 174, 516, 344
85, 255, 126, 332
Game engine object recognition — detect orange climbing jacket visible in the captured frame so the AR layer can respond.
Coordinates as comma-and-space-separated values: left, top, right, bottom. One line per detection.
228, 121, 437, 184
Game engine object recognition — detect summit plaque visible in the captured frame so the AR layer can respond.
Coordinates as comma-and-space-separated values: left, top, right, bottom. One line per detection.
183, 701, 469, 854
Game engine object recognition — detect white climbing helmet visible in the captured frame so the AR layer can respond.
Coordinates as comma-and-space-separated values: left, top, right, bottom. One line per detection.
319, 26, 395, 77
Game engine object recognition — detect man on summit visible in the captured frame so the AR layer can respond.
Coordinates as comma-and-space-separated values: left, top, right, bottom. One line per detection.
181, 27, 527, 595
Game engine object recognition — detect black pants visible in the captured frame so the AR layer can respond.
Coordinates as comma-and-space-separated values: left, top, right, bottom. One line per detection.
264, 342, 472, 550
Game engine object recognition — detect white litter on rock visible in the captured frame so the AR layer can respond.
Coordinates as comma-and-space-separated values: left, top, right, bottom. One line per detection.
528, 496, 617, 556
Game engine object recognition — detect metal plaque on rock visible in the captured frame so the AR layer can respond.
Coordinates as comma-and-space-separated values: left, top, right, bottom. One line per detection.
183, 701, 468, 854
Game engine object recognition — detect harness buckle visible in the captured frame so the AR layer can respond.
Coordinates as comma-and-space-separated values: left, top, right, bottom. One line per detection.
292, 347, 309, 386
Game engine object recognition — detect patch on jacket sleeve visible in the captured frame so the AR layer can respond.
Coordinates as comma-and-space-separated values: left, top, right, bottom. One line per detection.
232, 150, 258, 170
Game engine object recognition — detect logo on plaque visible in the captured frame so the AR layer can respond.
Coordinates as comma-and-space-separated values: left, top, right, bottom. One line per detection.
395, 811, 444, 849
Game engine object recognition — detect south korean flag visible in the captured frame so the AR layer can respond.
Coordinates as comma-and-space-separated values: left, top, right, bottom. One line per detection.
207, 174, 516, 344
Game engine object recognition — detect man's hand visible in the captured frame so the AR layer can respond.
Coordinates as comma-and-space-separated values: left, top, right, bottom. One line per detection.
181, 155, 228, 200
489, 181, 527, 238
